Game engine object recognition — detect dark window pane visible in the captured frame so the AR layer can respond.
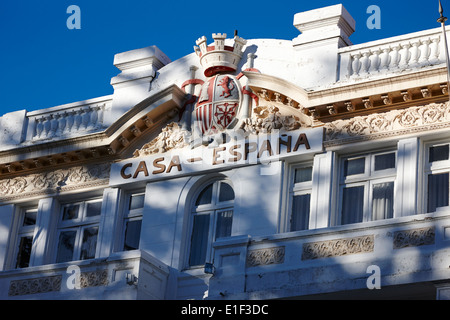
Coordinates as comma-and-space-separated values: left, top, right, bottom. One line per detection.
374, 153, 396, 171
80, 227, 98, 260
291, 194, 311, 231
15, 236, 33, 268
189, 214, 210, 266
428, 173, 449, 212
219, 183, 235, 202
123, 219, 142, 251
341, 186, 365, 225
216, 210, 233, 239
195, 184, 213, 205
62, 205, 79, 220
372, 182, 394, 220
344, 158, 365, 176
129, 194, 145, 210
429, 145, 449, 163
86, 201, 102, 217
23, 210, 37, 226
294, 167, 313, 183
56, 231, 76, 263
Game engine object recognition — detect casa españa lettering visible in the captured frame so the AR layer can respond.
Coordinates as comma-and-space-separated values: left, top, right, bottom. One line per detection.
109, 128, 323, 185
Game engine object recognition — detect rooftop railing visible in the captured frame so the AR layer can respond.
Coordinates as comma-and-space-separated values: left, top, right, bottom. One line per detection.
338, 28, 447, 82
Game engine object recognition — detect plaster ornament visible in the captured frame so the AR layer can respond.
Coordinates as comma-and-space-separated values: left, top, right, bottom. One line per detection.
133, 122, 189, 157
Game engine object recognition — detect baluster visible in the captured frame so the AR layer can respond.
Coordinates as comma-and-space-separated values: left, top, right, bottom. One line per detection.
49, 115, 59, 137
35, 117, 44, 139
409, 41, 421, 68
351, 53, 361, 77
429, 37, 440, 64
98, 103, 105, 126
57, 113, 66, 135
419, 39, 431, 66
360, 52, 371, 75
399, 43, 411, 68
89, 106, 99, 129
66, 110, 75, 132
74, 109, 83, 130
379, 48, 391, 71
82, 108, 91, 130
43, 115, 52, 138
389, 45, 400, 70
369, 49, 380, 74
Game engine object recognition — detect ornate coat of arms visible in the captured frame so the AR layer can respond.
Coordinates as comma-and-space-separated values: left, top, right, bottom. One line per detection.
195, 74, 241, 135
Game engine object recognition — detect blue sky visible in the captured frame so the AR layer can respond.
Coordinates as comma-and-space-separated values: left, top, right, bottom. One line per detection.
0, 0, 445, 116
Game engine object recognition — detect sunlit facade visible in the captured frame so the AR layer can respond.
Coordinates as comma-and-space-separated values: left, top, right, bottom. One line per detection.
2, 4, 450, 299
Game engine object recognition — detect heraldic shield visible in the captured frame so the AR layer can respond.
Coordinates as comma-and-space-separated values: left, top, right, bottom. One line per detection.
195, 74, 241, 135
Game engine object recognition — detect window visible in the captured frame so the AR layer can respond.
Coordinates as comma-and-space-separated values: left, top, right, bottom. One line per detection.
425, 143, 450, 212
289, 165, 313, 231
188, 180, 234, 267
122, 192, 144, 251
339, 151, 396, 225
55, 198, 102, 263
14, 207, 38, 268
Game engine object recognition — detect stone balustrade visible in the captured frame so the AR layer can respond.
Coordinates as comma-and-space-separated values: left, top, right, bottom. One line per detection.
26, 97, 112, 142
339, 28, 446, 80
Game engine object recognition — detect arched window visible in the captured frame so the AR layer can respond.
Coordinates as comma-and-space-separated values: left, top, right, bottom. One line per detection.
188, 180, 235, 267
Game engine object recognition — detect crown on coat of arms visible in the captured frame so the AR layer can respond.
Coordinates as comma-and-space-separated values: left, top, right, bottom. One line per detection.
194, 32, 247, 77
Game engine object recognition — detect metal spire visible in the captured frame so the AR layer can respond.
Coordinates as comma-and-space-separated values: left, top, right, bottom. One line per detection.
438, 0, 450, 98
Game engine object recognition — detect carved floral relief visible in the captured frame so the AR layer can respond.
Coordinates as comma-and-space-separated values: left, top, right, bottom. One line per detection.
0, 163, 110, 200
247, 246, 285, 267
302, 235, 374, 260
325, 102, 450, 144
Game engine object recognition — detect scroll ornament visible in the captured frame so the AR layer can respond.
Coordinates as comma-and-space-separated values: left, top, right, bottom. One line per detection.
0, 163, 110, 198
325, 102, 450, 142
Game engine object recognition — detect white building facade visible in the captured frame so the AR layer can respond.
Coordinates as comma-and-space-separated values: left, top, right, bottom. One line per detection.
2, 4, 450, 300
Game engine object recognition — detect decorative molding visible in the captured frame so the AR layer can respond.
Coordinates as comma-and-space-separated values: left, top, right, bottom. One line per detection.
240, 106, 303, 135
79, 270, 109, 288
393, 227, 435, 249
247, 246, 285, 267
8, 275, 62, 296
0, 163, 110, 201
133, 104, 307, 156
302, 235, 374, 260
7, 270, 108, 296
133, 122, 189, 157
324, 102, 450, 146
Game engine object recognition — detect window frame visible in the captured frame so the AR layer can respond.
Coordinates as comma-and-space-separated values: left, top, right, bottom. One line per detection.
338, 150, 397, 225
54, 197, 103, 263
424, 141, 450, 213
187, 179, 235, 269
120, 191, 145, 252
286, 163, 313, 232
13, 206, 38, 269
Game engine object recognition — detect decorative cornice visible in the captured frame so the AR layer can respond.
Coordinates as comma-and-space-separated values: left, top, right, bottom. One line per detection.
0, 163, 110, 201
324, 101, 450, 146
313, 83, 448, 122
